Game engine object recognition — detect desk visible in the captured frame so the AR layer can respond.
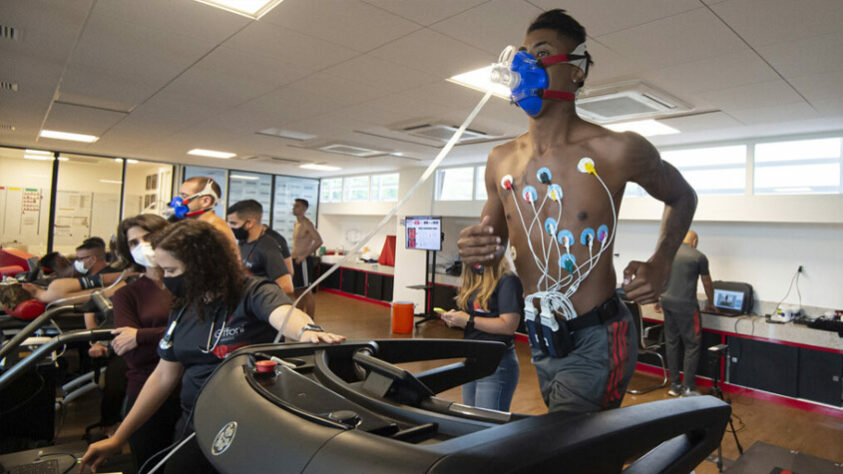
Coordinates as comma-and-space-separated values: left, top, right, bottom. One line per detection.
317, 261, 394, 306
639, 305, 843, 409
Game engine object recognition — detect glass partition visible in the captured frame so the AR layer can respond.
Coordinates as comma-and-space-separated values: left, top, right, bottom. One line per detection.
54, 153, 123, 255
122, 160, 174, 218
272, 176, 319, 239
228, 171, 273, 225
0, 147, 53, 256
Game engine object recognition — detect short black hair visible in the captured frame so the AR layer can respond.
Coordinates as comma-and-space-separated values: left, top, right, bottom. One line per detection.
227, 199, 263, 220
39, 252, 63, 273
294, 198, 309, 209
77, 237, 105, 252
528, 9, 587, 45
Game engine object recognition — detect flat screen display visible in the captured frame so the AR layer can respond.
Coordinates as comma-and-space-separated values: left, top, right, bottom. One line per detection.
405, 216, 442, 251
714, 289, 744, 311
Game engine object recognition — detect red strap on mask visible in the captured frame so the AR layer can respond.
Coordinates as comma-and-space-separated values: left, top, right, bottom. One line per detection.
537, 54, 585, 68
540, 90, 576, 101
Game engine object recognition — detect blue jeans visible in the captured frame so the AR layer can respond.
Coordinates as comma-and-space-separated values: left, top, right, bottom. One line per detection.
462, 345, 520, 411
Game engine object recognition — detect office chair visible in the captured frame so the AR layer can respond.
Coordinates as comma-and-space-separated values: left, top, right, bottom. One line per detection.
625, 299, 669, 394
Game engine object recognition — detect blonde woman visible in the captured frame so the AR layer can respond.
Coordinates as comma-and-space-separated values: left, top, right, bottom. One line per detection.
441, 260, 523, 411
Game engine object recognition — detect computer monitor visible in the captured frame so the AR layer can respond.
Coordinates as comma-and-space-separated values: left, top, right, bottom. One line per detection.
405, 216, 442, 251
714, 289, 744, 313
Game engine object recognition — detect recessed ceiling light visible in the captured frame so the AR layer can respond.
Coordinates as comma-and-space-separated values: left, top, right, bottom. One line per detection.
25, 149, 51, 155
99, 179, 122, 184
126, 159, 138, 164
300, 163, 341, 171
57, 157, 68, 161
605, 119, 679, 137
192, 0, 285, 19
40, 129, 99, 143
256, 128, 317, 141
448, 66, 511, 100
230, 174, 259, 180
23, 154, 54, 161
187, 148, 236, 159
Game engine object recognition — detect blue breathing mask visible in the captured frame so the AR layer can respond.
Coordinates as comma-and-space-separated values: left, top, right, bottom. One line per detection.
490, 43, 589, 117
166, 179, 219, 219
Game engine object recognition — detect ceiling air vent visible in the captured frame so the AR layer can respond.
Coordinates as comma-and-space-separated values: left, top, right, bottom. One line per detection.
403, 123, 494, 144
576, 81, 691, 123
0, 81, 18, 92
0, 25, 19, 41
0, 122, 16, 132
319, 144, 384, 158
239, 154, 301, 164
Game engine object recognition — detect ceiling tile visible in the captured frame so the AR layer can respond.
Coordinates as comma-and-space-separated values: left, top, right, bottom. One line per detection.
526, 0, 701, 37
260, 0, 420, 52
755, 31, 843, 79
709, 0, 843, 47
658, 111, 743, 133
322, 54, 440, 94
598, 8, 750, 71
368, 28, 494, 79
430, 0, 543, 55
225, 21, 360, 76
699, 79, 805, 111
727, 102, 819, 125
789, 70, 843, 103
645, 49, 778, 95
359, 0, 488, 26
43, 102, 127, 136
59, 64, 157, 112
0, 0, 94, 63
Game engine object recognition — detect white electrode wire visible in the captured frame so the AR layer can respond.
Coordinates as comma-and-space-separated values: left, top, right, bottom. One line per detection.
274, 91, 494, 342
511, 192, 550, 292
147, 432, 196, 474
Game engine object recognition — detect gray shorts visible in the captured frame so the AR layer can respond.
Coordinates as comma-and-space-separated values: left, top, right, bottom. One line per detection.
531, 304, 638, 414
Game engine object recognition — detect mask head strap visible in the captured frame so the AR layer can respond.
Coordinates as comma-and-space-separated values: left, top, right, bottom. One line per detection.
536, 42, 590, 76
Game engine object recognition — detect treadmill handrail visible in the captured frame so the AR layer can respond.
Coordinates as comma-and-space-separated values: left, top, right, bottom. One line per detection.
0, 304, 76, 360
0, 328, 113, 391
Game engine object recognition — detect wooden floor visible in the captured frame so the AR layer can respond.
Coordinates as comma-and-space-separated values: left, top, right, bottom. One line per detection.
314, 291, 843, 470
51, 291, 843, 471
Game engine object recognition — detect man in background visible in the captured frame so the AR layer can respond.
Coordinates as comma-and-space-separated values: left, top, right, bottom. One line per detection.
659, 230, 717, 397
227, 200, 293, 293
291, 198, 322, 318
176, 177, 239, 258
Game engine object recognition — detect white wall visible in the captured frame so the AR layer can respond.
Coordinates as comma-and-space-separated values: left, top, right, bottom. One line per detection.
316, 213, 395, 259
613, 220, 843, 311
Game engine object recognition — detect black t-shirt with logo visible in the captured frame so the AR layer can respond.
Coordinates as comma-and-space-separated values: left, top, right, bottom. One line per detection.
157, 276, 291, 416
239, 234, 290, 281
463, 273, 524, 348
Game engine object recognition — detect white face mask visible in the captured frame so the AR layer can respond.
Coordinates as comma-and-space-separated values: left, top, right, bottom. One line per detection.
74, 259, 89, 275
130, 242, 156, 268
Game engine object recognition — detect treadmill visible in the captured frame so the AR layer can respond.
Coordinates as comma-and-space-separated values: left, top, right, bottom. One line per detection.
193, 339, 730, 473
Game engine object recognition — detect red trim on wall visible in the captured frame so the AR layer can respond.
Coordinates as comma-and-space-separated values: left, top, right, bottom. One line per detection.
320, 288, 391, 308
635, 362, 843, 419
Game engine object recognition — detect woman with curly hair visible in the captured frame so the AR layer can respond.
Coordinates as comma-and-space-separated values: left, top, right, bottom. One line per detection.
81, 219, 344, 473
441, 259, 523, 412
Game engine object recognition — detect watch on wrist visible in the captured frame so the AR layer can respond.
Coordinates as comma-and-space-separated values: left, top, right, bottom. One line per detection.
465, 314, 475, 332
297, 323, 325, 340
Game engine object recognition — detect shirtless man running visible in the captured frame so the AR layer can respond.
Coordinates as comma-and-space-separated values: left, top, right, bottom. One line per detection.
458, 9, 697, 414
291, 198, 323, 318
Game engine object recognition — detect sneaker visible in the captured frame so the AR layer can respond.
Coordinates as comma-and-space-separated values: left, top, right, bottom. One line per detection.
681, 388, 701, 397
668, 384, 683, 397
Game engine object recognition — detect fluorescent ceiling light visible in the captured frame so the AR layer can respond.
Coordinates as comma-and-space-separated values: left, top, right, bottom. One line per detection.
40, 129, 99, 143
23, 154, 54, 161
25, 149, 52, 156
257, 128, 316, 141
300, 163, 341, 171
230, 174, 259, 180
188, 148, 236, 159
126, 159, 138, 164
605, 119, 679, 137
193, 0, 285, 19
99, 179, 122, 184
57, 157, 68, 161
448, 66, 511, 100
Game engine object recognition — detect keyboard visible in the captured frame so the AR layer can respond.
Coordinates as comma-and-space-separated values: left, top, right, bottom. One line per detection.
8, 459, 59, 474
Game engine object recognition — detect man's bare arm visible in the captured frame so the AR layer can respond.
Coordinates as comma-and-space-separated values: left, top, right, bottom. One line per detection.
701, 275, 716, 312
458, 153, 508, 265
621, 133, 697, 304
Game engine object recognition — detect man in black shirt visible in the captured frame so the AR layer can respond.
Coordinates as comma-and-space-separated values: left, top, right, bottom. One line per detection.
226, 200, 293, 293
263, 225, 293, 280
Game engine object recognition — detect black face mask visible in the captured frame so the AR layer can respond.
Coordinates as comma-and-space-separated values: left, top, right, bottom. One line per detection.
163, 274, 186, 298
232, 225, 249, 242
